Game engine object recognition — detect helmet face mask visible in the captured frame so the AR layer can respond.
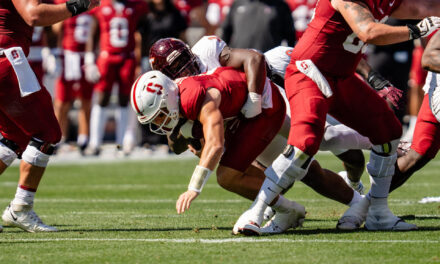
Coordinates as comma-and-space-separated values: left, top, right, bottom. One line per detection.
149, 38, 201, 79
131, 71, 180, 135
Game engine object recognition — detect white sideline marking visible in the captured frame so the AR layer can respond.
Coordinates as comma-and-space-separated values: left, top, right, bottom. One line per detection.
0, 238, 438, 244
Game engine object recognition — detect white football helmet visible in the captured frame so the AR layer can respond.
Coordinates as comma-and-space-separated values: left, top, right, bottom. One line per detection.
130, 70, 180, 135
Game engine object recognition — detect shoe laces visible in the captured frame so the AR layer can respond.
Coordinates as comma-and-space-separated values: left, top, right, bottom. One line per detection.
29, 210, 44, 224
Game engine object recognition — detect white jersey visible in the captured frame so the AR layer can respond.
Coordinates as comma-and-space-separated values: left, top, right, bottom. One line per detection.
264, 46, 293, 79
191, 36, 274, 108
423, 71, 440, 122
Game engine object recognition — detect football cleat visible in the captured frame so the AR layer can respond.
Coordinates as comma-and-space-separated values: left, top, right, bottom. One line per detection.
261, 202, 306, 234
232, 210, 261, 236
337, 196, 370, 230
2, 204, 58, 233
263, 207, 276, 221
365, 198, 417, 231
338, 171, 365, 195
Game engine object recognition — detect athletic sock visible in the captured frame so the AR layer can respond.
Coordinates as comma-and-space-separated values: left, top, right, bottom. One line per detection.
348, 190, 362, 206
12, 185, 36, 206
115, 106, 128, 146
271, 195, 292, 213
89, 104, 107, 149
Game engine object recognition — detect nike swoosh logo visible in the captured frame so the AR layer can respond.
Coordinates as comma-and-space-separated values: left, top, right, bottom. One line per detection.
389, 0, 395, 7
267, 187, 276, 193
10, 211, 17, 221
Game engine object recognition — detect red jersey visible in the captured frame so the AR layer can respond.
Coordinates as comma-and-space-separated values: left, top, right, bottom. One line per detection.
178, 67, 248, 121
290, 0, 403, 77
173, 0, 203, 24
286, 0, 317, 39
91, 0, 148, 54
0, 0, 33, 55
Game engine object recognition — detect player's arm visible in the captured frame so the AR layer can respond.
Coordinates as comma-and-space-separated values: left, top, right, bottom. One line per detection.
176, 88, 224, 214
12, 0, 99, 27
331, 0, 413, 45
84, 17, 101, 83
422, 31, 440, 73
356, 58, 403, 108
220, 46, 265, 118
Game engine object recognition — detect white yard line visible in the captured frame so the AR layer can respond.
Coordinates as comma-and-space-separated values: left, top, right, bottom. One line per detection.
0, 237, 438, 244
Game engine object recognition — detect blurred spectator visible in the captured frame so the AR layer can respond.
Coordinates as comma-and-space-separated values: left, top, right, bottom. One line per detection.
367, 18, 415, 124
139, 0, 188, 71
222, 0, 295, 52
285, 0, 317, 40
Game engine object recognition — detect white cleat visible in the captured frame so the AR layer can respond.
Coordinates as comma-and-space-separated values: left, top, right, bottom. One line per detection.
338, 171, 365, 195
263, 207, 276, 221
337, 196, 370, 230
365, 198, 417, 231
232, 210, 261, 236
261, 202, 306, 234
2, 204, 58, 233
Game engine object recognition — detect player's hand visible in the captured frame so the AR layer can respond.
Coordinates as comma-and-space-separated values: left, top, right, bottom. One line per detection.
415, 17, 440, 38
42, 48, 61, 77
187, 138, 204, 157
241, 92, 262, 118
176, 190, 199, 214
377, 85, 403, 109
84, 52, 101, 83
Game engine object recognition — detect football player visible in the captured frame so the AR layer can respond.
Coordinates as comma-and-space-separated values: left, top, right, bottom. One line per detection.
236, 0, 440, 234
0, 0, 100, 232
389, 30, 440, 193
52, 4, 95, 153
86, 0, 148, 155
132, 69, 307, 234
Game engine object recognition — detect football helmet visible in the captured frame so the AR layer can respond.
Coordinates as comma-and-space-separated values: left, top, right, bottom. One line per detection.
149, 38, 201, 79
130, 70, 180, 135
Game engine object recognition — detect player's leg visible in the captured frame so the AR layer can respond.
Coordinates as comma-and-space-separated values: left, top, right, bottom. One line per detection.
390, 94, 440, 192
77, 78, 94, 154
331, 75, 416, 230
53, 77, 74, 145
235, 68, 330, 235
88, 56, 116, 155
117, 56, 137, 154
0, 66, 61, 232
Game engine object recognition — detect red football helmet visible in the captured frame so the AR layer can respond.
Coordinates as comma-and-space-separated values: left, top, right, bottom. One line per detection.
149, 38, 201, 79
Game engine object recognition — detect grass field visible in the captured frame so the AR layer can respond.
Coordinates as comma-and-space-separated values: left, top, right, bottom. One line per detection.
0, 153, 439, 263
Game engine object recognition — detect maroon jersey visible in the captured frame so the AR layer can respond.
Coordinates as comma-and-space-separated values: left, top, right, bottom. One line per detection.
290, 0, 403, 77
91, 0, 148, 54
178, 67, 248, 121
0, 0, 33, 55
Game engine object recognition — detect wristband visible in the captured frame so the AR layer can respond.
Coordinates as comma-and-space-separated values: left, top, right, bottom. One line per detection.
66, 0, 90, 16
407, 24, 421, 40
188, 165, 212, 193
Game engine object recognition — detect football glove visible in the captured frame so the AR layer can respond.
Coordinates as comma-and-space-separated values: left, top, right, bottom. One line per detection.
367, 70, 403, 109
408, 17, 440, 39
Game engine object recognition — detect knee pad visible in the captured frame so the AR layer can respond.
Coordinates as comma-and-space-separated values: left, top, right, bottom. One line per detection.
0, 138, 19, 167
21, 138, 55, 167
264, 145, 313, 189
367, 139, 399, 178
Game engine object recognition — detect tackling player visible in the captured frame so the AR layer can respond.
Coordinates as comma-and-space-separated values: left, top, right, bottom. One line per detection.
236, 0, 440, 234
132, 69, 307, 234
0, 0, 100, 232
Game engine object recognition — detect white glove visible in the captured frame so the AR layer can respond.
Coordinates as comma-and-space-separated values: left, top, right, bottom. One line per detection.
84, 52, 101, 83
410, 17, 440, 39
41, 48, 62, 77
241, 92, 262, 118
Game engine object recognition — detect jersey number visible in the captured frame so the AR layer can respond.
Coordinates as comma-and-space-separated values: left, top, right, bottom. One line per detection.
74, 15, 93, 44
343, 33, 367, 54
109, 17, 129, 48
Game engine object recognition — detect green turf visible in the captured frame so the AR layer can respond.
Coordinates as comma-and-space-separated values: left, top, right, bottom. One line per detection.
0, 153, 439, 264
